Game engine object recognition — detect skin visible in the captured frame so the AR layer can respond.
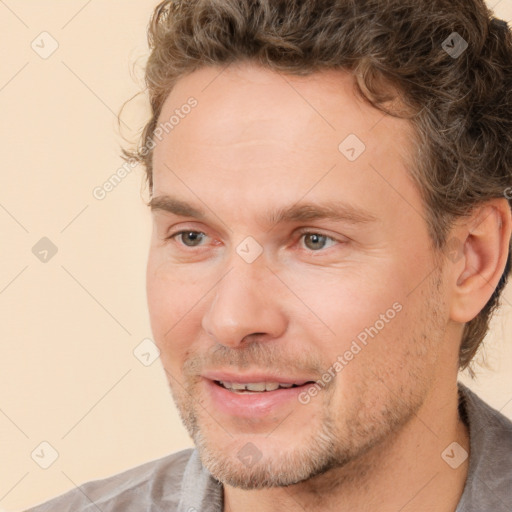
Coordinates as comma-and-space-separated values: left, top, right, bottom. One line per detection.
146, 62, 511, 512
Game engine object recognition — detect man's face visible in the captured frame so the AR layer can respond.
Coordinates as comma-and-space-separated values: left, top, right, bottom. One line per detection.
147, 63, 450, 488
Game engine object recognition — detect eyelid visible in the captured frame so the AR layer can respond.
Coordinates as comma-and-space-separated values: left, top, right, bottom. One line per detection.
166, 229, 206, 239
163, 222, 208, 239
294, 227, 340, 239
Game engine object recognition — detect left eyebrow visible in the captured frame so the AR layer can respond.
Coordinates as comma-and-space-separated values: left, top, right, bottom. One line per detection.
148, 194, 378, 227
262, 201, 378, 226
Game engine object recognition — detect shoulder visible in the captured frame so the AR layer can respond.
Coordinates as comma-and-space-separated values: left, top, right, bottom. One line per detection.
457, 384, 512, 512
25, 448, 195, 512
459, 383, 512, 452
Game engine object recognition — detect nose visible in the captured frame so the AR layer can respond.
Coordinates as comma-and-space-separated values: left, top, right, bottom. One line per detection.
201, 261, 288, 348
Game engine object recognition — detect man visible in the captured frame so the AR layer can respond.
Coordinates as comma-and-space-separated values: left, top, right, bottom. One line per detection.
27, 0, 512, 511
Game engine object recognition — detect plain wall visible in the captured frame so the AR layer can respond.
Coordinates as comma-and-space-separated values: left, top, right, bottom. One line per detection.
0, 0, 511, 510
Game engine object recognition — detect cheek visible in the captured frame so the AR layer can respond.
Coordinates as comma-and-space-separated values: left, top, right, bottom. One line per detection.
282, 265, 408, 349
287, 269, 421, 405
146, 244, 209, 320
331, 275, 442, 403
146, 256, 208, 369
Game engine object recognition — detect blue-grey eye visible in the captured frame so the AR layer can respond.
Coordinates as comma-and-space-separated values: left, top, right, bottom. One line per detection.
303, 233, 330, 251
179, 231, 205, 247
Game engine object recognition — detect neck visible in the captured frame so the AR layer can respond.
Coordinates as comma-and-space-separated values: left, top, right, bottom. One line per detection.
223, 380, 469, 512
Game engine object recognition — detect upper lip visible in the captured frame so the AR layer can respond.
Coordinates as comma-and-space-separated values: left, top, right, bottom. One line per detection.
202, 370, 316, 386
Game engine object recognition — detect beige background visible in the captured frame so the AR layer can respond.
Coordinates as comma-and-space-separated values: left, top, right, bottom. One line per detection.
0, 1, 511, 510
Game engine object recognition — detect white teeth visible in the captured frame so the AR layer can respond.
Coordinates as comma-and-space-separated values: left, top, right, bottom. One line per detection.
229, 382, 247, 390
218, 381, 297, 392
246, 382, 267, 392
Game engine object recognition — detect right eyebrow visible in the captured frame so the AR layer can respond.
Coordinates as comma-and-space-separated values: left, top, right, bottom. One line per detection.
148, 195, 207, 220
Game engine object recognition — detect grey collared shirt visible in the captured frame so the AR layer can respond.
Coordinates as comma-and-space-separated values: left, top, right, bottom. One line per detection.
25, 384, 512, 512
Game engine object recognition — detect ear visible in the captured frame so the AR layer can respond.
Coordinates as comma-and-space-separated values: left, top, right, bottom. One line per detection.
448, 198, 512, 323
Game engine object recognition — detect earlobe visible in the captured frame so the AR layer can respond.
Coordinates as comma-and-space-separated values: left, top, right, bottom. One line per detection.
449, 199, 512, 323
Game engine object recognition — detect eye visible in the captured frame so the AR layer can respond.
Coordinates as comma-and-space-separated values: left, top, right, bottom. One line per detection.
165, 229, 342, 252
168, 230, 207, 247
298, 231, 339, 251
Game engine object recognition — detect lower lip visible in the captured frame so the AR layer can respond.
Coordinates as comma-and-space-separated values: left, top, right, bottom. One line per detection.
204, 378, 314, 418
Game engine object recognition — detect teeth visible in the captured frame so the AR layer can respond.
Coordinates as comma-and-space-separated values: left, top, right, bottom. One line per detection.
218, 381, 298, 392
247, 383, 267, 392
229, 382, 248, 390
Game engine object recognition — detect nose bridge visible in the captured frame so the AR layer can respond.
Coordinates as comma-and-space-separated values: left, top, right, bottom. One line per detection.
201, 252, 287, 346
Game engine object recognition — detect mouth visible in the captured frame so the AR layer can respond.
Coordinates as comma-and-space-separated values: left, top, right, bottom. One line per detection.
201, 370, 319, 417
214, 380, 315, 393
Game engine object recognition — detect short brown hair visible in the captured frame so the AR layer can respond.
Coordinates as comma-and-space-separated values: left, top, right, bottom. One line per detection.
122, 0, 512, 370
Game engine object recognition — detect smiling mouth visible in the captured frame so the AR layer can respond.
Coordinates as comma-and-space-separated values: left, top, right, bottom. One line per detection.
214, 380, 315, 393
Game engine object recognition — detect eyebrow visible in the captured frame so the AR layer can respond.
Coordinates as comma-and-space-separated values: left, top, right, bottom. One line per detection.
148, 195, 378, 226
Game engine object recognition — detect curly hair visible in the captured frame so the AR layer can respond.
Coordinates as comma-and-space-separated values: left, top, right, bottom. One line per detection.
122, 0, 512, 370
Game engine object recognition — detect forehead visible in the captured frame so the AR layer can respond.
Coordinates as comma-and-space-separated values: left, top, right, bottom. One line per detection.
151, 63, 419, 228
154, 62, 408, 153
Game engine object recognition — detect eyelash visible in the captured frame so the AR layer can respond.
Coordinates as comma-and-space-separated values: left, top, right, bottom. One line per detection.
165, 229, 341, 252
